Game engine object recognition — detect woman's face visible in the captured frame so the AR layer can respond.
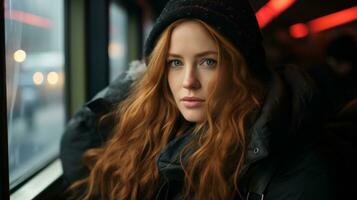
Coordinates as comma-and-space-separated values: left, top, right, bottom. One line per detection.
167, 21, 219, 122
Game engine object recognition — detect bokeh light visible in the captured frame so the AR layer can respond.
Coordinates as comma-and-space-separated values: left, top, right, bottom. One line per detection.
33, 72, 44, 85
47, 72, 59, 85
13, 49, 27, 63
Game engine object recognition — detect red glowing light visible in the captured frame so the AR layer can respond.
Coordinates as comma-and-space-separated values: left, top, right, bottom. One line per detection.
256, 0, 296, 28
270, 0, 295, 11
309, 6, 357, 33
5, 10, 53, 29
289, 6, 357, 39
289, 23, 309, 38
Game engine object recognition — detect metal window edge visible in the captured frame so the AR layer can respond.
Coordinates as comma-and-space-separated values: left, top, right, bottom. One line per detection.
10, 159, 63, 200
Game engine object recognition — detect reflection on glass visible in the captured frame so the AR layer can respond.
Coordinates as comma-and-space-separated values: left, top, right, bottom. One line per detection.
5, 0, 65, 188
109, 2, 128, 81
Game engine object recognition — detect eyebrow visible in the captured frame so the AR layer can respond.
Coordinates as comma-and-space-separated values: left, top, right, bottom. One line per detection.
167, 51, 218, 58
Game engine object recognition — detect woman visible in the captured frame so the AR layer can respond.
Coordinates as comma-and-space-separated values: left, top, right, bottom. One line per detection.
60, 0, 335, 199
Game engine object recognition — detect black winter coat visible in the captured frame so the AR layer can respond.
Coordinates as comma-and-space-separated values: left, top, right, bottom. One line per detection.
60, 63, 337, 200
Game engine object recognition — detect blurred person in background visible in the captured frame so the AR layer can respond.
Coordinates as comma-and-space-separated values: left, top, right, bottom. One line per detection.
310, 34, 357, 115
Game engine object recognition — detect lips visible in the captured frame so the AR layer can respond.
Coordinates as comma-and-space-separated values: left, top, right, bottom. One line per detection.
180, 97, 205, 108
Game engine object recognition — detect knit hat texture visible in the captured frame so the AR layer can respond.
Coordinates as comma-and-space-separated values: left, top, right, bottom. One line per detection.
144, 0, 270, 81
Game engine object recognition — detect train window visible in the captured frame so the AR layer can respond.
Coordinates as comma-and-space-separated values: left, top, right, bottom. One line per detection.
5, 0, 65, 189
109, 2, 128, 81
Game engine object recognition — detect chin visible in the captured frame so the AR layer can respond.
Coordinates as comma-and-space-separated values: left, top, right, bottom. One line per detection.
181, 111, 205, 123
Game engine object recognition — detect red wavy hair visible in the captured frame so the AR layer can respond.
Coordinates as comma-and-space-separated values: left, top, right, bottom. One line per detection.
70, 19, 265, 200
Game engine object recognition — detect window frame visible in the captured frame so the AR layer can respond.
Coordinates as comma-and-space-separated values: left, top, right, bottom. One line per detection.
2, 0, 69, 197
85, 0, 110, 100
1, 0, 10, 199
10, 159, 63, 200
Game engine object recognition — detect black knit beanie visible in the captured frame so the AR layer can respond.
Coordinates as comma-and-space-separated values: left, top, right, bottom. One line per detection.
143, 0, 271, 82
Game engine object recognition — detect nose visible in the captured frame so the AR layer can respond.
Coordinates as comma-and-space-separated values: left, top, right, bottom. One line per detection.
182, 66, 201, 90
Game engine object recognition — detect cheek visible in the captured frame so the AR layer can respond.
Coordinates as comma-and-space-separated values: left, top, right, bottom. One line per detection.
203, 72, 218, 92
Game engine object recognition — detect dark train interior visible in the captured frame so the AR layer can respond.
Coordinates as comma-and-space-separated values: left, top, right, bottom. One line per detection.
0, 0, 356, 199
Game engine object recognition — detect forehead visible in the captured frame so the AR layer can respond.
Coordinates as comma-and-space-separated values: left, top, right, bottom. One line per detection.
168, 21, 217, 55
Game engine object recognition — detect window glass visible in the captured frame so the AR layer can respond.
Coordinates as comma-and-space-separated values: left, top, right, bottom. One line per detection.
5, 0, 65, 188
109, 2, 128, 81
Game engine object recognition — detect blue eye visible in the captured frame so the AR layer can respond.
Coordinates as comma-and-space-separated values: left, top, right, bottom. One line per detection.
201, 58, 217, 68
167, 59, 182, 67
